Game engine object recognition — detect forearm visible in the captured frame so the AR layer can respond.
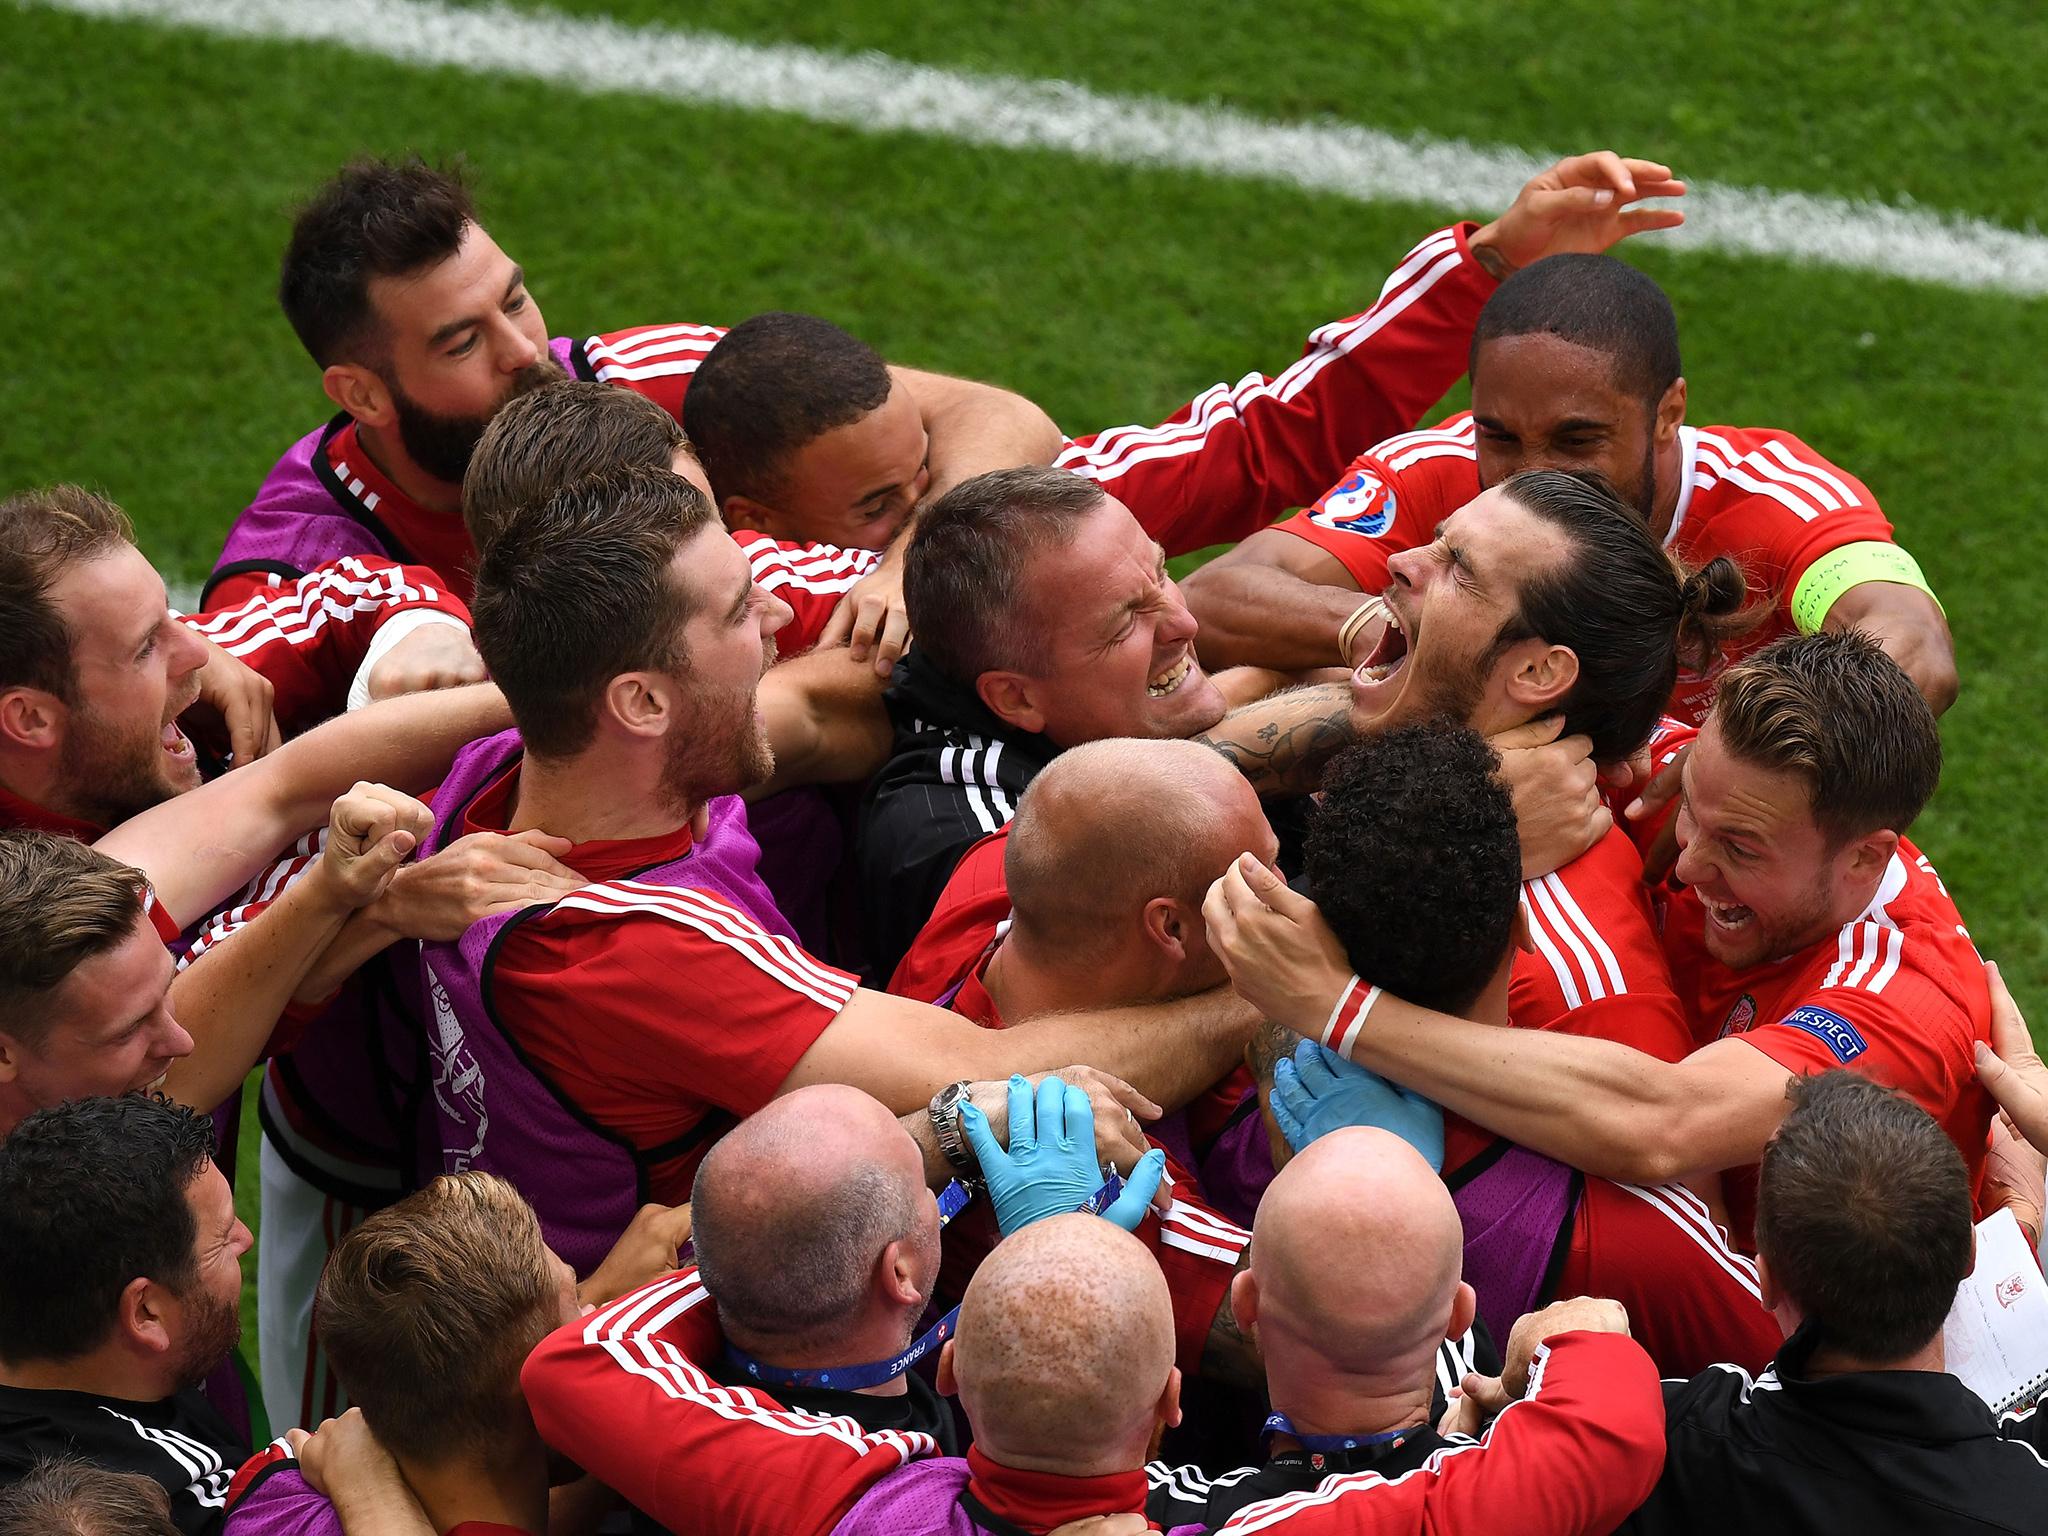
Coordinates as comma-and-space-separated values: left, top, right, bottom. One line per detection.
1186, 563, 1358, 671
291, 909, 406, 1007
901, 1110, 956, 1190
1339, 999, 1700, 1183
103, 683, 509, 927
1194, 682, 1355, 797
163, 865, 357, 1115
747, 650, 893, 798
327, 1473, 436, 1536
999, 989, 1260, 1113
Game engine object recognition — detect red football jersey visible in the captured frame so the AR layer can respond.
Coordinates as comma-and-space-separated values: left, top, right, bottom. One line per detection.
462, 768, 855, 1204
183, 555, 472, 735
1057, 223, 1497, 556
1666, 836, 1994, 1212
1275, 413, 1898, 722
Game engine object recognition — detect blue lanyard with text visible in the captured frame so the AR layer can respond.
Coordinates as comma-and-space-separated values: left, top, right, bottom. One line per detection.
1261, 1411, 1419, 1456
724, 1174, 1122, 1393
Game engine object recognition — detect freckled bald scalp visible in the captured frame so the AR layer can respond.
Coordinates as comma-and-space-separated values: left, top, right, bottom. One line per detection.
954, 1214, 1174, 1466
1253, 1129, 1464, 1372
1004, 737, 1271, 960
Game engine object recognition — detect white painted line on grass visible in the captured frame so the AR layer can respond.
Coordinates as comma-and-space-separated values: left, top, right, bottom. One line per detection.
26, 0, 2048, 296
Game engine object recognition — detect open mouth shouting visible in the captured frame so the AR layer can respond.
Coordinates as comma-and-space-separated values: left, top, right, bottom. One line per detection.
1700, 893, 1756, 936
161, 717, 196, 764
1348, 596, 1413, 714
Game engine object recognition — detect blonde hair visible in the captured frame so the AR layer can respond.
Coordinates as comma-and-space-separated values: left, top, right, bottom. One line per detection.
316, 1173, 559, 1463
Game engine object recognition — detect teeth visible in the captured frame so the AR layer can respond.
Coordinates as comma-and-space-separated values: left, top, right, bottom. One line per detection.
1148, 656, 1192, 697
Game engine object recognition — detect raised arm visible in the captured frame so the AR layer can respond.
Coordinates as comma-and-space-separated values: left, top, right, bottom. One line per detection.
1183, 528, 1366, 671
97, 683, 510, 928
163, 786, 430, 1115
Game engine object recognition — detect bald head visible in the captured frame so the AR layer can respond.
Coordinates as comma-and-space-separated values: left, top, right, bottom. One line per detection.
1250, 1129, 1466, 1375
690, 1085, 927, 1348
1004, 738, 1277, 979
949, 1214, 1177, 1476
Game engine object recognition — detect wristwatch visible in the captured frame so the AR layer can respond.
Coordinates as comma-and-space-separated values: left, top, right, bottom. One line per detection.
929, 1080, 978, 1176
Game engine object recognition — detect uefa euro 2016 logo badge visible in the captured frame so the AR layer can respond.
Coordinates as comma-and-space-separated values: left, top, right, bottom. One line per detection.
1308, 470, 1398, 537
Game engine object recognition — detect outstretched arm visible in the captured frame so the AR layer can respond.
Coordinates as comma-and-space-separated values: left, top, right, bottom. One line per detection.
1202, 854, 1790, 1183
781, 984, 1261, 1118
97, 683, 510, 929
1184, 528, 1367, 671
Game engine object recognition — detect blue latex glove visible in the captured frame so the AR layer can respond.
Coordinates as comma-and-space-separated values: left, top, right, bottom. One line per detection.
961, 1074, 1167, 1236
1270, 1038, 1446, 1172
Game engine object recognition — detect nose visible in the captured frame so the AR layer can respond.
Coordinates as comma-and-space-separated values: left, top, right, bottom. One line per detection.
168, 621, 209, 682
760, 587, 794, 638
502, 317, 542, 371
1386, 546, 1424, 591
1672, 833, 1708, 889
1159, 579, 1199, 646
161, 1012, 196, 1061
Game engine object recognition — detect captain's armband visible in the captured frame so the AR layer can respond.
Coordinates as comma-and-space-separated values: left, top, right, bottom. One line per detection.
1789, 541, 1943, 634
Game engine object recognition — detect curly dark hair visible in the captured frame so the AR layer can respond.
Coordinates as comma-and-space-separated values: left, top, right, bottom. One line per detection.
1304, 722, 1522, 1016
0, 1095, 216, 1362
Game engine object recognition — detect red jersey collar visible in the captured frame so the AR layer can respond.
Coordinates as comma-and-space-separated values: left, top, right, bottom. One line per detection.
963, 1445, 1152, 1534
0, 780, 105, 840
951, 946, 1006, 1028
459, 757, 696, 882
324, 418, 480, 604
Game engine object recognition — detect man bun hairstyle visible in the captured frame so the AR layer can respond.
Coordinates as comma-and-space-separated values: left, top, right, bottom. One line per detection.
903, 466, 1107, 686
464, 379, 688, 555
1472, 252, 1681, 408
1491, 468, 1755, 763
0, 485, 136, 700
280, 156, 477, 368
1710, 629, 1941, 844
1754, 1070, 1971, 1362
471, 465, 718, 758
1305, 721, 1522, 1017
683, 312, 895, 507
0, 1095, 216, 1363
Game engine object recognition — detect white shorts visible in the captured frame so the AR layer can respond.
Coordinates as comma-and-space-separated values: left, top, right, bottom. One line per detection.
258, 1135, 373, 1432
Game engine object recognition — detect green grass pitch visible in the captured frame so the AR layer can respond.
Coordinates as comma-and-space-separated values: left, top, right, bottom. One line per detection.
4, 0, 2044, 1369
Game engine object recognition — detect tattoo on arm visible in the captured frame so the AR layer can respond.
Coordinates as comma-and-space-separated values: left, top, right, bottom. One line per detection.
1195, 685, 1356, 796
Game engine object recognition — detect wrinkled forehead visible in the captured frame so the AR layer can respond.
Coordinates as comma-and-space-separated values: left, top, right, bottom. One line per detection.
1028, 500, 1159, 623
367, 220, 509, 331
1472, 332, 1639, 421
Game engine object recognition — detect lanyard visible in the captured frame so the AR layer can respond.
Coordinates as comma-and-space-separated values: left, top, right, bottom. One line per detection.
1261, 1411, 1420, 1456
724, 1174, 1123, 1393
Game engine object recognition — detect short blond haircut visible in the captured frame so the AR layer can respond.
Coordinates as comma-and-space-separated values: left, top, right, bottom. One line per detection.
316, 1173, 559, 1464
